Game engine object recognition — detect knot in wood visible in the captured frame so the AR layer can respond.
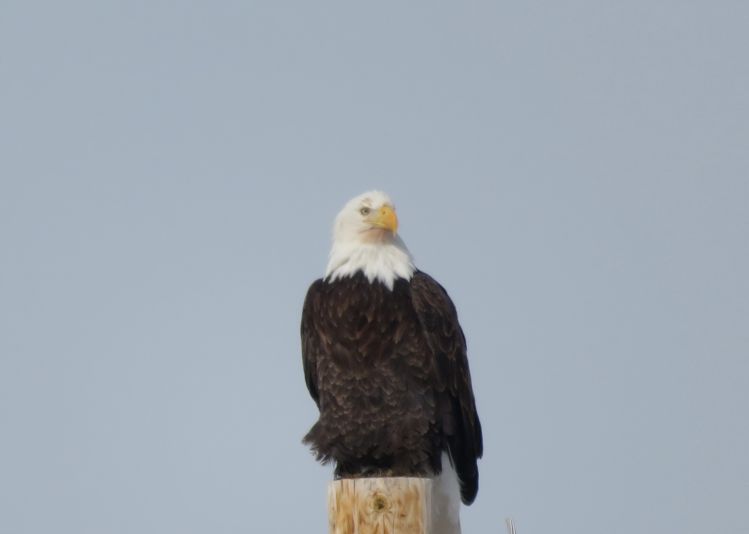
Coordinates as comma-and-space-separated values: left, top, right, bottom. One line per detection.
371, 493, 389, 513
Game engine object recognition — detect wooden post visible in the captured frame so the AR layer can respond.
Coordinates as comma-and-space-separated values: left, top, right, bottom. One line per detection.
328, 477, 432, 534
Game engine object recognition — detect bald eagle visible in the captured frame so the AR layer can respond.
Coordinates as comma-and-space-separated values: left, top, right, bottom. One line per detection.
301, 191, 482, 531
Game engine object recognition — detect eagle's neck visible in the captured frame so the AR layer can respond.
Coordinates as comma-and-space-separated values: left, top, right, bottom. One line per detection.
324, 236, 415, 290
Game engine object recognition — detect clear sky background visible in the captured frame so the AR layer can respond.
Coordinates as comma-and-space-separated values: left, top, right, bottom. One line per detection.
1, 2, 747, 533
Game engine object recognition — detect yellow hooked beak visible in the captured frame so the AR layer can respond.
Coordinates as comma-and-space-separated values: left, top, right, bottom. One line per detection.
370, 205, 399, 233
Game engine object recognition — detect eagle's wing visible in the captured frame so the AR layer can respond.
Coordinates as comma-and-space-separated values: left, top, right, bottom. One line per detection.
410, 271, 483, 504
301, 279, 325, 408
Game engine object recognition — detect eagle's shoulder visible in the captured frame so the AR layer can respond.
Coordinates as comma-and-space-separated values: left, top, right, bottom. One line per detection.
410, 270, 458, 313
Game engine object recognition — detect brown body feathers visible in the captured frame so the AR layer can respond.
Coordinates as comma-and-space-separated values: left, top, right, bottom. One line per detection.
301, 271, 483, 504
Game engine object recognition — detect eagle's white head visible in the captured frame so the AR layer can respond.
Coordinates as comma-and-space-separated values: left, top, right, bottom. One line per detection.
324, 190, 415, 290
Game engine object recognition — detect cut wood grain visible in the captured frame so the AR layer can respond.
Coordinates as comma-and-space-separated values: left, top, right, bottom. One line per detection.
328, 477, 432, 534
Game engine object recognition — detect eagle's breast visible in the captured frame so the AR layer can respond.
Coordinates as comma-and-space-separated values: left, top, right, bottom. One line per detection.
304, 272, 442, 476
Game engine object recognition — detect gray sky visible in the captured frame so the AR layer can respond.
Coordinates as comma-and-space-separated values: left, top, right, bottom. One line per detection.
1, 2, 747, 533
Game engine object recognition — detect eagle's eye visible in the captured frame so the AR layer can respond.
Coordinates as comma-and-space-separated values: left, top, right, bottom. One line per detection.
360, 207, 371, 216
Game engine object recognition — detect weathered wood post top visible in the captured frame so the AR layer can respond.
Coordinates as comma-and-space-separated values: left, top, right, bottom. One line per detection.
328, 477, 433, 534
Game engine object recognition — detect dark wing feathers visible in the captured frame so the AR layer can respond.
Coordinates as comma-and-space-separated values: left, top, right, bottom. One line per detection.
410, 271, 483, 504
301, 279, 324, 408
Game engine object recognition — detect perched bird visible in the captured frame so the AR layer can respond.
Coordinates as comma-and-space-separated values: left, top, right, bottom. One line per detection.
301, 191, 482, 533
